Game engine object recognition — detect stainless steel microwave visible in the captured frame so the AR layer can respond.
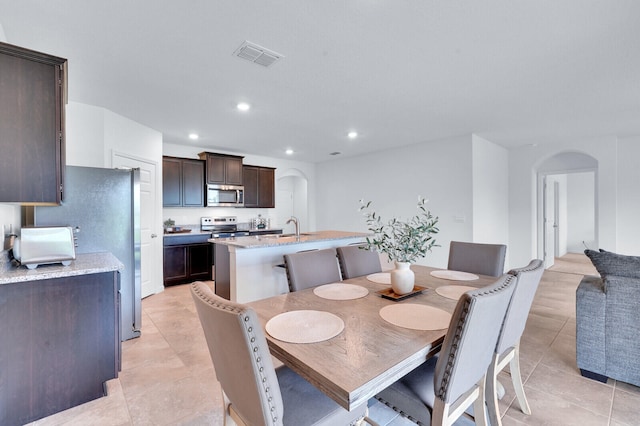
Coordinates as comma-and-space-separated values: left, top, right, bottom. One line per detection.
206, 184, 244, 207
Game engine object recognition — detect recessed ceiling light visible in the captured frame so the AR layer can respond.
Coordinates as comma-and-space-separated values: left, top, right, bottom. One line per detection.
237, 102, 251, 112
348, 131, 358, 139
285, 149, 294, 155
188, 133, 199, 140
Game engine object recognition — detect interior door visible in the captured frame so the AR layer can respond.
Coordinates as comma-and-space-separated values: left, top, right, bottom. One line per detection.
112, 152, 161, 298
543, 176, 557, 268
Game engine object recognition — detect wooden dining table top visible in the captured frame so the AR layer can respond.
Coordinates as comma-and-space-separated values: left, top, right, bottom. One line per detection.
247, 265, 497, 411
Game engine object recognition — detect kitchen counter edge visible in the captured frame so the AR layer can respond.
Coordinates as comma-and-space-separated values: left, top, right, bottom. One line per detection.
0, 251, 124, 285
210, 230, 370, 249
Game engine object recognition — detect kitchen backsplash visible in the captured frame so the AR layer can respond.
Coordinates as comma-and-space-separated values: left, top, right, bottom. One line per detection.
162, 207, 280, 229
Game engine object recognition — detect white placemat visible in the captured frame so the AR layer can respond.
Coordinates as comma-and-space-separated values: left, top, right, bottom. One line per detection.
379, 304, 452, 331
313, 283, 369, 300
266, 310, 344, 343
367, 272, 391, 284
435, 285, 477, 300
430, 270, 479, 281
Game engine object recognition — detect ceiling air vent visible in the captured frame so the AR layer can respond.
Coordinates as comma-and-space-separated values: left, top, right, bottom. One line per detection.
234, 41, 283, 67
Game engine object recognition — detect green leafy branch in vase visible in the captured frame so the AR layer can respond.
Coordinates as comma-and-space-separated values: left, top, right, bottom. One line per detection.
359, 196, 439, 264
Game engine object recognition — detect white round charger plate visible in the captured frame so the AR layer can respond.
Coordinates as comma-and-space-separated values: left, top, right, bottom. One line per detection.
367, 272, 391, 284
313, 283, 369, 300
430, 270, 479, 281
435, 285, 477, 300
266, 310, 344, 343
379, 304, 452, 331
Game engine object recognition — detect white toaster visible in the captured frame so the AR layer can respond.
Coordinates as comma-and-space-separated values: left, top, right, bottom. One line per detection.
13, 226, 76, 269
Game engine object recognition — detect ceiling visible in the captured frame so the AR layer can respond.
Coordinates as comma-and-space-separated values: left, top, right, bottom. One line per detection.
1, 1, 639, 163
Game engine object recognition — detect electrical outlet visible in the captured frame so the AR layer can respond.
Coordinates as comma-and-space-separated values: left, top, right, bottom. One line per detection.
453, 215, 466, 223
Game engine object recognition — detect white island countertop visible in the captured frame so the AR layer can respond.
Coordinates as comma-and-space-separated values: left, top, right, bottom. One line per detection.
210, 230, 370, 249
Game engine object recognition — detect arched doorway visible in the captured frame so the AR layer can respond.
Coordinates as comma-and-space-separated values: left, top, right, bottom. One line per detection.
276, 169, 309, 233
536, 151, 598, 268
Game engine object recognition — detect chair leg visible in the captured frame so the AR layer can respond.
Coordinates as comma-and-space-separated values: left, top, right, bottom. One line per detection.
510, 343, 531, 415
222, 391, 236, 426
473, 374, 488, 426
431, 399, 450, 426
486, 356, 502, 426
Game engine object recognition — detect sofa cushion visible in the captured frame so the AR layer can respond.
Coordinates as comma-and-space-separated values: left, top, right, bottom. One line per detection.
585, 249, 640, 279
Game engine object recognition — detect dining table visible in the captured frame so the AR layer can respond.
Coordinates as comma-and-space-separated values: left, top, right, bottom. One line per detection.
247, 265, 497, 411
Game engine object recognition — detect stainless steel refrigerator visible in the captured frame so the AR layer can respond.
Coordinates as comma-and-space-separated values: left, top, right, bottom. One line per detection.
29, 165, 141, 341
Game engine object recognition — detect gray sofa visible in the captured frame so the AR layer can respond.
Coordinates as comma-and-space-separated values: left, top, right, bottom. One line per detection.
576, 249, 640, 387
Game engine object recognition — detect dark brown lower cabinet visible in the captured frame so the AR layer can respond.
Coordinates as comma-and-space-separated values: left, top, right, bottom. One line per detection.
163, 241, 212, 286
0, 271, 120, 426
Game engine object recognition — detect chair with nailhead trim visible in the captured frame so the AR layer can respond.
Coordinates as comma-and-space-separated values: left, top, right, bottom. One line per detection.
190, 281, 367, 426
284, 248, 342, 292
375, 274, 516, 426
486, 259, 544, 426
337, 244, 382, 280
447, 241, 507, 277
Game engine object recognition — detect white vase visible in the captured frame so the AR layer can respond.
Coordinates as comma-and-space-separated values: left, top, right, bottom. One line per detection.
390, 261, 415, 295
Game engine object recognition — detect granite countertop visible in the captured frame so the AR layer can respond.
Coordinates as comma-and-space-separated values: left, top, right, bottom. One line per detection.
163, 227, 284, 238
0, 251, 124, 285
210, 230, 369, 249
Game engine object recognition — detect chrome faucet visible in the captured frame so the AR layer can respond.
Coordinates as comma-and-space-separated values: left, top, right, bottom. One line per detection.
286, 216, 300, 237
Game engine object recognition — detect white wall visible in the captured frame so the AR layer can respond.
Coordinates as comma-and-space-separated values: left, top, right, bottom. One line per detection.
66, 102, 105, 167
66, 102, 163, 170
316, 135, 474, 269
566, 172, 595, 252
508, 137, 619, 268
471, 135, 509, 247
617, 137, 640, 255
162, 143, 317, 230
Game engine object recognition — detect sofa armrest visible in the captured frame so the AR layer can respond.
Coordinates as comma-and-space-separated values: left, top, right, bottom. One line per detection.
603, 275, 640, 386
576, 275, 606, 374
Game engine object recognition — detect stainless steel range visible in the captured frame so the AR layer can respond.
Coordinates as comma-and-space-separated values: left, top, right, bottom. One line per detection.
202, 216, 250, 282
201, 216, 250, 238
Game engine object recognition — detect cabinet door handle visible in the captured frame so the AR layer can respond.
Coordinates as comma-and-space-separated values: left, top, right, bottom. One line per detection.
151, 234, 158, 238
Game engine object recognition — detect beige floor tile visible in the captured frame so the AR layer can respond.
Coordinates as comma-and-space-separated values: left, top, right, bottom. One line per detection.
611, 386, 640, 426
524, 363, 614, 417
616, 381, 640, 395
32, 379, 131, 426
505, 386, 609, 425
126, 370, 221, 425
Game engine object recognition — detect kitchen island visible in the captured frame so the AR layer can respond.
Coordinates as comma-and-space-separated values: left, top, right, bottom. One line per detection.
212, 230, 369, 302
0, 252, 122, 426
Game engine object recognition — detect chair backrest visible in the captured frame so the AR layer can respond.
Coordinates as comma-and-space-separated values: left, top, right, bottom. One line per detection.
336, 245, 382, 279
447, 241, 507, 277
434, 274, 516, 404
284, 248, 342, 292
190, 281, 284, 426
497, 259, 544, 354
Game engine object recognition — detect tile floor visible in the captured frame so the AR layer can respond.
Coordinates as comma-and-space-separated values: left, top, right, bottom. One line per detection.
29, 254, 640, 425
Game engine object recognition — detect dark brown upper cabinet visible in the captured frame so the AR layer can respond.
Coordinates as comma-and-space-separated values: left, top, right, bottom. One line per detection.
0, 42, 67, 204
162, 156, 205, 207
198, 152, 244, 186
243, 165, 275, 208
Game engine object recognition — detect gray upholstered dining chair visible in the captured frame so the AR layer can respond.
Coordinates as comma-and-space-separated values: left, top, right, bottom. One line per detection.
447, 241, 507, 277
336, 244, 382, 280
375, 274, 517, 426
486, 259, 544, 426
190, 281, 367, 426
283, 248, 342, 292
